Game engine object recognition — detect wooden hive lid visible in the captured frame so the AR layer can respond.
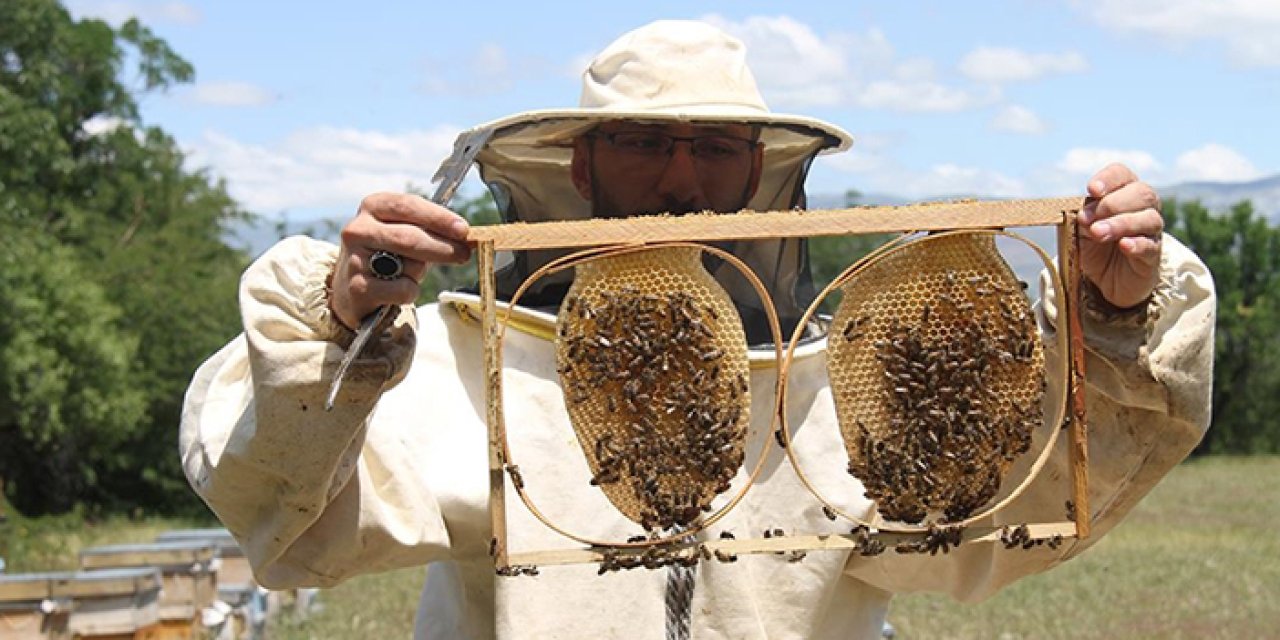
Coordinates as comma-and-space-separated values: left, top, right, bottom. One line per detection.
155, 528, 244, 558
0, 568, 162, 602
79, 540, 216, 570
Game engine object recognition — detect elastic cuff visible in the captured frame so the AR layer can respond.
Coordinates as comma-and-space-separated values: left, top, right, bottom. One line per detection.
1080, 279, 1151, 329
1078, 251, 1175, 360
305, 258, 356, 345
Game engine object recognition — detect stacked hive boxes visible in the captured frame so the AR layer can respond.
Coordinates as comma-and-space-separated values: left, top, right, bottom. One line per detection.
0, 567, 163, 639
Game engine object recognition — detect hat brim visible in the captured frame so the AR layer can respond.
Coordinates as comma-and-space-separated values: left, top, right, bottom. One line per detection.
466, 106, 853, 155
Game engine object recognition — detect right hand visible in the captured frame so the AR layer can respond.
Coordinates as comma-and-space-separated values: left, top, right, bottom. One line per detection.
330, 192, 472, 330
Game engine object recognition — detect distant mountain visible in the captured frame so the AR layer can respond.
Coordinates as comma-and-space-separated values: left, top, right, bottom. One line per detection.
1159, 174, 1280, 221
224, 215, 343, 258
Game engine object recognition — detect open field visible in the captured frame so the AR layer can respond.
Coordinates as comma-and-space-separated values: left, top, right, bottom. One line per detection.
888, 455, 1280, 639
3, 456, 1277, 638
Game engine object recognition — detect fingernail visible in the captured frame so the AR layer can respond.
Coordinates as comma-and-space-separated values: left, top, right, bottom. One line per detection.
452, 219, 470, 236
1090, 180, 1106, 195
1092, 221, 1111, 241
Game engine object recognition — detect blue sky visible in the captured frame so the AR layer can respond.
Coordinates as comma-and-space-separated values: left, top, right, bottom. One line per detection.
69, 0, 1280, 221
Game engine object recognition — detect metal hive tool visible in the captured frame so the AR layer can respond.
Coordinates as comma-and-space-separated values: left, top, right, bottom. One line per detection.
555, 247, 752, 532
826, 232, 1047, 525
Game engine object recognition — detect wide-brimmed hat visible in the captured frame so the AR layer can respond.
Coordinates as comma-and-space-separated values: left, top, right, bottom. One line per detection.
464, 20, 851, 188
445, 20, 853, 344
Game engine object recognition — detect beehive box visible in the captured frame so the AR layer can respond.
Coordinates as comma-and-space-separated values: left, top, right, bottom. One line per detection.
154, 529, 261, 639
79, 541, 216, 638
154, 529, 252, 589
0, 567, 162, 639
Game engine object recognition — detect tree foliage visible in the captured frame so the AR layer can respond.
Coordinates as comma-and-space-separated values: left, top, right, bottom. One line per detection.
1, 0, 248, 515
1165, 199, 1280, 454
806, 189, 895, 314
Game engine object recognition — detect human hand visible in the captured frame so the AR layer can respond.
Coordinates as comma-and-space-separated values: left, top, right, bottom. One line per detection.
330, 192, 472, 330
1078, 164, 1163, 309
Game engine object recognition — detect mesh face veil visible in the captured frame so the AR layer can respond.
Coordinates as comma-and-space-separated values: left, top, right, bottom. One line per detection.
434, 20, 852, 345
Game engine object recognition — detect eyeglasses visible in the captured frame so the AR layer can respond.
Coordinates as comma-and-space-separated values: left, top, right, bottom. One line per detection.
590, 131, 758, 162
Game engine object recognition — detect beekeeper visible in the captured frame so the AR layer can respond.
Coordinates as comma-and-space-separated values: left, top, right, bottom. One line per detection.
181, 20, 1215, 639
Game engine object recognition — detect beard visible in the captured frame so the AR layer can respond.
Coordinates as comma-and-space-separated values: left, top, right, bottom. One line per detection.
588, 185, 706, 219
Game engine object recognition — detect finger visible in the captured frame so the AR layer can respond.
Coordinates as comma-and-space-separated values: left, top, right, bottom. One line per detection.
1118, 235, 1162, 268
348, 269, 424, 309
1087, 208, 1163, 244
343, 216, 472, 265
1093, 180, 1161, 220
358, 192, 470, 241
1086, 163, 1139, 199
388, 254, 427, 285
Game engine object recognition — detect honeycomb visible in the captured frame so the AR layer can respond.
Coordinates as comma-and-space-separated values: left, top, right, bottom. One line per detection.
556, 246, 751, 532
827, 232, 1046, 524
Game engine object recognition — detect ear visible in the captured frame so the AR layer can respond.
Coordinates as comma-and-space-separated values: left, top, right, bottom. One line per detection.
570, 138, 593, 201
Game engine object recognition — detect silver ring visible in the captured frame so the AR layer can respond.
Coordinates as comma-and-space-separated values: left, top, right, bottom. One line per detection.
369, 250, 404, 280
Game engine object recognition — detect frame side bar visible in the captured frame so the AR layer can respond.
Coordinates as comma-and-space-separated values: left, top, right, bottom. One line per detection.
1060, 213, 1092, 538
478, 240, 510, 567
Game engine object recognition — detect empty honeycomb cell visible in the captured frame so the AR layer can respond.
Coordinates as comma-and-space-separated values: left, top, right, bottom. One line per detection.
556, 247, 751, 532
827, 233, 1046, 525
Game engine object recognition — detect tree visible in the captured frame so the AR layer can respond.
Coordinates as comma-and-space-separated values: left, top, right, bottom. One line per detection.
1, 0, 249, 514
805, 188, 895, 314
1164, 199, 1280, 454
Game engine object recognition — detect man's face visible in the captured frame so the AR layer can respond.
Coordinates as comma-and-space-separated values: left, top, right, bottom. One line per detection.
571, 121, 764, 218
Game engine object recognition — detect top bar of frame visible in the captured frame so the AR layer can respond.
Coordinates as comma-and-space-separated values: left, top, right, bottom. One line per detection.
466, 196, 1085, 251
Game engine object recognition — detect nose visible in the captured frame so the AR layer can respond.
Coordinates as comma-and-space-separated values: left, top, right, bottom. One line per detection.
653, 141, 709, 212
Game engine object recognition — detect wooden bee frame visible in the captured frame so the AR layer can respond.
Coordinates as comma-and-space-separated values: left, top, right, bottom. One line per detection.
467, 196, 1091, 572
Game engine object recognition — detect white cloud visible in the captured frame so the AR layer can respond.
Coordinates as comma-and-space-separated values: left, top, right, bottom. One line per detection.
184, 126, 461, 213
421, 43, 532, 95
990, 105, 1047, 135
1056, 147, 1163, 175
701, 14, 849, 108
81, 115, 127, 136
902, 164, 1028, 198
1173, 143, 1263, 183
854, 81, 997, 112
817, 132, 1030, 199
473, 44, 509, 78
823, 131, 901, 174
1075, 0, 1280, 67
820, 140, 1267, 202
958, 47, 1089, 84
66, 0, 201, 26
701, 14, 988, 113
187, 82, 276, 107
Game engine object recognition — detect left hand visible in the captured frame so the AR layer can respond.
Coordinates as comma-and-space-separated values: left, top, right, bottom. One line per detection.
1079, 163, 1163, 309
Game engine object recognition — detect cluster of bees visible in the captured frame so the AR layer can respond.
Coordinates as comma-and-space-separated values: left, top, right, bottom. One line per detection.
596, 531, 745, 574
596, 544, 702, 574
557, 286, 749, 532
999, 523, 1064, 550
893, 523, 966, 555
841, 272, 1045, 525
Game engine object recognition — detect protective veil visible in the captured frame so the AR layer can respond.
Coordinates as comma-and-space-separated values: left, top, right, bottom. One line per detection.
440, 20, 852, 344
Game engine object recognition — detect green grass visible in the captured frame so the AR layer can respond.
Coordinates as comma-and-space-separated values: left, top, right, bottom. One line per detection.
0, 505, 211, 574
888, 455, 1280, 639
4, 457, 1277, 638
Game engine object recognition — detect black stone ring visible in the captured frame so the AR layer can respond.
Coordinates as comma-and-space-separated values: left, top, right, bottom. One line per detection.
369, 250, 405, 280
